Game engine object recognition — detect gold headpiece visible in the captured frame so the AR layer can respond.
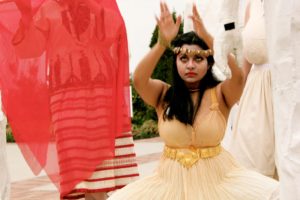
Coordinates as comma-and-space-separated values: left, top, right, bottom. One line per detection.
172, 47, 213, 58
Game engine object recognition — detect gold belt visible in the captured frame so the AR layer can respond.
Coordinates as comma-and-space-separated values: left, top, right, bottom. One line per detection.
163, 144, 222, 168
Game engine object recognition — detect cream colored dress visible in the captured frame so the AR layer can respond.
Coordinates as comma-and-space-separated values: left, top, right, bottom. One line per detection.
223, 0, 276, 178
108, 87, 279, 200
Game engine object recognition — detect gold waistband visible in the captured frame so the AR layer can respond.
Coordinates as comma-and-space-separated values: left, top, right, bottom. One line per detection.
163, 144, 222, 168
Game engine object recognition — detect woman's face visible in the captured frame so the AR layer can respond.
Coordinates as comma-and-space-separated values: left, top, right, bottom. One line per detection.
176, 44, 209, 88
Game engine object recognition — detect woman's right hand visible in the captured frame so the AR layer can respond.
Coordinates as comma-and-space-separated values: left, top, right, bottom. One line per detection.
156, 2, 181, 47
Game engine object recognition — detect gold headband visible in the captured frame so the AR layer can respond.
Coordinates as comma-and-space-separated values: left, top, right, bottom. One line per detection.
173, 47, 213, 57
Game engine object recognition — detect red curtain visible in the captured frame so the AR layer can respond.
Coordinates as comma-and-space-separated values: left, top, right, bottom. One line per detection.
0, 0, 131, 197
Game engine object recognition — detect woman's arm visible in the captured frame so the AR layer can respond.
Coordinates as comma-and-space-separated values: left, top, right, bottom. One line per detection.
190, 4, 244, 109
133, 43, 169, 108
222, 1, 256, 107
133, 2, 181, 108
221, 54, 244, 108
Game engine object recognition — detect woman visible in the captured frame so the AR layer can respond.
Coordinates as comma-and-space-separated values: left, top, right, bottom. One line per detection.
108, 3, 278, 200
0, 0, 138, 199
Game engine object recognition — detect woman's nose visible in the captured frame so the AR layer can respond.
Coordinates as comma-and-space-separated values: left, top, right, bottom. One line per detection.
186, 59, 195, 69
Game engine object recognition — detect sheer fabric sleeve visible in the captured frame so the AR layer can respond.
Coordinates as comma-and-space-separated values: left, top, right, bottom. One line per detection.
0, 0, 52, 178
12, 3, 49, 58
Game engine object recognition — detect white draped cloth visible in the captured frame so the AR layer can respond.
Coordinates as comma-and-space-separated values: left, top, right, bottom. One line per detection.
264, 0, 300, 199
0, 91, 10, 200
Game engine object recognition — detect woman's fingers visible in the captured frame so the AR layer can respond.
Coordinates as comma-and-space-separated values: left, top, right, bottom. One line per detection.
175, 15, 182, 27
160, 2, 169, 14
160, 2, 164, 13
157, 2, 180, 41
189, 4, 204, 28
192, 4, 200, 19
192, 4, 204, 25
163, 2, 170, 15
160, 2, 172, 22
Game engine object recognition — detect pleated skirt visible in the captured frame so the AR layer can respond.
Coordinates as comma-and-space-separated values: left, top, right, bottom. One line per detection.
108, 148, 279, 200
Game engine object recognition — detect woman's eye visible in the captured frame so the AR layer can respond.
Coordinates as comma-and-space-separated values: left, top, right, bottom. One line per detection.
180, 56, 188, 62
194, 56, 203, 62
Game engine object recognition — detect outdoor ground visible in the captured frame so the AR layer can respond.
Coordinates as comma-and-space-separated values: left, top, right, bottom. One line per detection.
7, 137, 163, 200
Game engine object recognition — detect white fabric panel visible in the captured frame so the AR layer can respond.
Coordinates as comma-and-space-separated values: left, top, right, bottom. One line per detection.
264, 0, 300, 199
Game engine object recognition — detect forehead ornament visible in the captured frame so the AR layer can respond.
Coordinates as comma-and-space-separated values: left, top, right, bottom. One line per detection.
173, 47, 213, 57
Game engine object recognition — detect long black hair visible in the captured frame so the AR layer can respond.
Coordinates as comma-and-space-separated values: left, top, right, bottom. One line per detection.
163, 31, 220, 125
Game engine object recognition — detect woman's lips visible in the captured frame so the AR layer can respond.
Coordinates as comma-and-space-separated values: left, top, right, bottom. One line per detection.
186, 72, 197, 77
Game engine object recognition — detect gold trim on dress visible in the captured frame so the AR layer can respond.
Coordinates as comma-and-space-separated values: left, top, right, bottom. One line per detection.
163, 145, 222, 168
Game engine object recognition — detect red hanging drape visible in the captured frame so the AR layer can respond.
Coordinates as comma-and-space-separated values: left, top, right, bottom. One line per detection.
0, 0, 131, 197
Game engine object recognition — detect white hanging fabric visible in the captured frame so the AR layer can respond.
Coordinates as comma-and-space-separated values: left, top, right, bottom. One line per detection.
264, 0, 300, 199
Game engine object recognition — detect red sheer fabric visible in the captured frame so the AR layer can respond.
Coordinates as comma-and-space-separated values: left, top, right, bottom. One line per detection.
0, 0, 131, 197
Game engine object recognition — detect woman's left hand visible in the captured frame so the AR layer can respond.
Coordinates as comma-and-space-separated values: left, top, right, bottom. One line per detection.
189, 4, 213, 49
190, 4, 209, 40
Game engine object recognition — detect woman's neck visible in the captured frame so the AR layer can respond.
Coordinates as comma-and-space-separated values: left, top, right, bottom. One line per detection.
185, 82, 200, 92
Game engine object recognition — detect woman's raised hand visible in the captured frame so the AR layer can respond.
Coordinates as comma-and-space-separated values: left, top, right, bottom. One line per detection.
156, 2, 181, 47
190, 4, 208, 40
189, 4, 213, 49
